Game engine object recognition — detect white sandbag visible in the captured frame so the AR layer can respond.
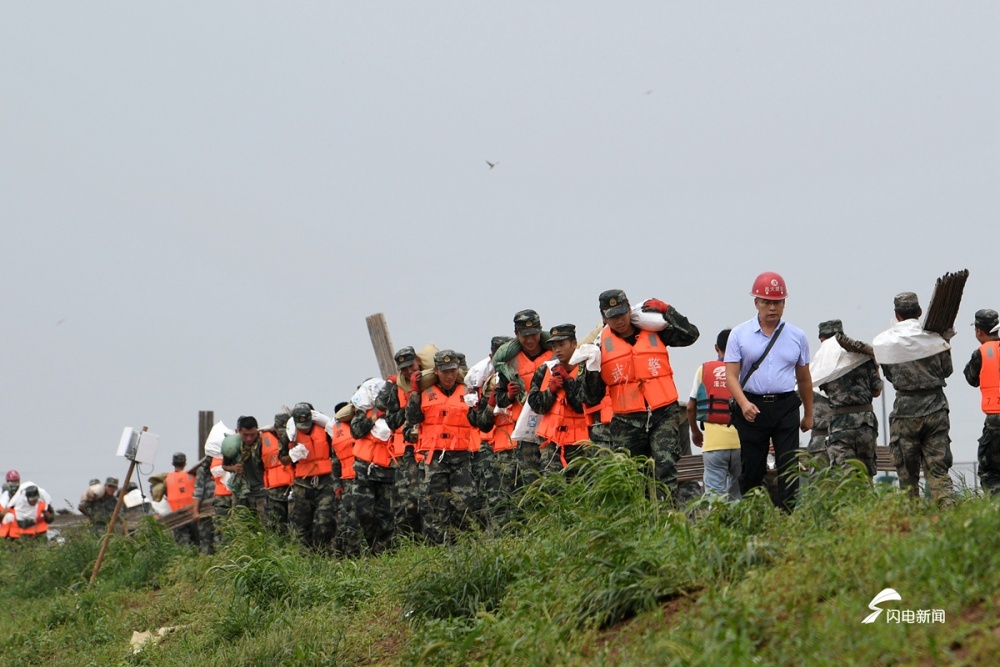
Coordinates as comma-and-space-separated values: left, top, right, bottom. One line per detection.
371, 419, 392, 442
510, 360, 558, 443
352, 379, 386, 411
630, 301, 669, 332
810, 337, 871, 387
464, 357, 494, 390
151, 497, 173, 517
872, 319, 950, 366
570, 343, 601, 372
122, 488, 147, 509
204, 421, 235, 458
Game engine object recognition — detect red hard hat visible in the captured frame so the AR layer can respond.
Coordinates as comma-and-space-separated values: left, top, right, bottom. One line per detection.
751, 272, 787, 300
5, 469, 19, 482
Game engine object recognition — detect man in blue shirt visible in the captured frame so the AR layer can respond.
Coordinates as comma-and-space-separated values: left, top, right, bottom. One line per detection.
725, 272, 813, 510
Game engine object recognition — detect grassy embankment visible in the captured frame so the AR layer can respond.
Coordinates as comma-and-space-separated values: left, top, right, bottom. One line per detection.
2, 451, 999, 666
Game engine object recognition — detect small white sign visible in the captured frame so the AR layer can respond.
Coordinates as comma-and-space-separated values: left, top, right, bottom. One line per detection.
117, 428, 140, 459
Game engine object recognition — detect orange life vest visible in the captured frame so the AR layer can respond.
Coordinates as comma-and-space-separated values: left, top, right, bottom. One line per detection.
698, 360, 733, 425
330, 421, 357, 480
352, 409, 400, 469
599, 325, 678, 414
166, 471, 195, 511
8, 500, 49, 538
980, 341, 1000, 414
508, 350, 555, 425
418, 384, 475, 456
211, 457, 233, 497
261, 431, 294, 489
294, 424, 333, 478
537, 365, 593, 449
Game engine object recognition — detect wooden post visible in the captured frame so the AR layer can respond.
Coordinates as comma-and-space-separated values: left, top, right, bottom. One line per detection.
366, 313, 396, 379
198, 410, 214, 461
89, 426, 146, 589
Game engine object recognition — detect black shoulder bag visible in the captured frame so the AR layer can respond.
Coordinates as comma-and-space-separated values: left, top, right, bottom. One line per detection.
729, 323, 785, 422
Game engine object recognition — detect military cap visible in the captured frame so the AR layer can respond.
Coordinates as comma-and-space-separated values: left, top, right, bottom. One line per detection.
88, 478, 101, 487
513, 309, 542, 335
818, 319, 843, 339
893, 292, 920, 310
292, 404, 314, 430
434, 349, 460, 370
973, 309, 999, 332
171, 452, 187, 466
273, 412, 291, 427
393, 346, 418, 371
548, 323, 577, 342
105, 477, 119, 488
491, 336, 512, 355
599, 289, 630, 318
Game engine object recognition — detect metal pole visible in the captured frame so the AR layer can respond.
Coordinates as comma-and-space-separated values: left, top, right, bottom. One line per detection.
89, 426, 146, 589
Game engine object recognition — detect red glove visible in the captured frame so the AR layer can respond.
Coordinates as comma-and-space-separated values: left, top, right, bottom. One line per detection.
487, 391, 497, 408
548, 375, 564, 393
507, 382, 520, 399
376, 409, 386, 419
335, 486, 344, 501
410, 371, 422, 391
552, 364, 570, 380
386, 375, 397, 384
642, 298, 669, 314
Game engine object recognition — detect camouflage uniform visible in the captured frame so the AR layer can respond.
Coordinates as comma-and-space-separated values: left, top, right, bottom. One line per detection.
821, 359, 882, 476
224, 434, 268, 525
283, 410, 340, 554
579, 293, 700, 500
348, 409, 396, 556
192, 458, 217, 554
404, 350, 479, 545
526, 358, 589, 478
881, 349, 954, 500
79, 479, 119, 533
378, 377, 423, 539
264, 417, 293, 534
963, 313, 1000, 494
807, 392, 831, 464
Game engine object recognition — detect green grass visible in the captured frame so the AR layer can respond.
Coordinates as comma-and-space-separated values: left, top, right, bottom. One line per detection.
2, 454, 999, 665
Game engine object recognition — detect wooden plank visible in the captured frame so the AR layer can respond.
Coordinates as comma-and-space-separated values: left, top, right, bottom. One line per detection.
198, 410, 214, 461
366, 313, 396, 379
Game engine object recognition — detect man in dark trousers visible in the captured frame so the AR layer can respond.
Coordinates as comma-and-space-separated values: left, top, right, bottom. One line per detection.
964, 309, 1000, 494
725, 272, 813, 511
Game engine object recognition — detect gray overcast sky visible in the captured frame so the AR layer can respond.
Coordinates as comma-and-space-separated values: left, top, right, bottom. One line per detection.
2, 2, 997, 509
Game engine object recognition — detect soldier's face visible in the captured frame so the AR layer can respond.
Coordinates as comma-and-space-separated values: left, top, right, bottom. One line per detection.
105, 485, 117, 497
518, 333, 541, 355
550, 339, 577, 365
754, 298, 785, 325
607, 312, 634, 337
238, 427, 259, 445
435, 368, 459, 389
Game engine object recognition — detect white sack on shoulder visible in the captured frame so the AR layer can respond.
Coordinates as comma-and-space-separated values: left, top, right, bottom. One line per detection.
151, 497, 173, 517
570, 343, 601, 372
465, 357, 494, 390
352, 379, 386, 411
204, 421, 235, 458
872, 319, 950, 366
810, 337, 870, 387
510, 404, 542, 443
288, 444, 310, 463
630, 300, 669, 332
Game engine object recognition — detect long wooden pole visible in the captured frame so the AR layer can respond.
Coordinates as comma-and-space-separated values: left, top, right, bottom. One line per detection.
89, 426, 146, 588
366, 313, 396, 379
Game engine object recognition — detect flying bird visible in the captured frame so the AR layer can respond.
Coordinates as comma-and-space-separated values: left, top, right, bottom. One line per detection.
486, 160, 498, 169
56, 319, 65, 326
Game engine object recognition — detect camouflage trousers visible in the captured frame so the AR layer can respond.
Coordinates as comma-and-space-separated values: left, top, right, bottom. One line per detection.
977, 414, 1000, 495
589, 422, 612, 447
289, 475, 337, 553
476, 446, 517, 530
392, 448, 423, 540
173, 520, 199, 548
265, 487, 290, 534
538, 442, 589, 478
234, 494, 267, 525
609, 403, 682, 499
516, 441, 543, 489
827, 425, 878, 477
806, 430, 830, 465
419, 450, 475, 545
350, 461, 395, 556
889, 408, 953, 501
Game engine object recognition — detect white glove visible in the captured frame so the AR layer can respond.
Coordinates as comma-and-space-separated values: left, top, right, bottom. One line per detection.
463, 393, 479, 408
371, 419, 392, 442
210, 465, 225, 479
289, 444, 310, 463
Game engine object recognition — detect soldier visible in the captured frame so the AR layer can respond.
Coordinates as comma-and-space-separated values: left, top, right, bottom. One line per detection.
165, 452, 199, 547
580, 290, 700, 500
378, 346, 424, 540
78, 476, 120, 532
5, 485, 54, 543
815, 320, 883, 476
494, 309, 555, 488
350, 393, 398, 555
688, 328, 741, 501
329, 402, 359, 554
261, 413, 295, 532
192, 456, 217, 554
873, 292, 954, 501
963, 309, 1000, 494
469, 336, 516, 530
527, 324, 590, 476
222, 416, 268, 524
286, 403, 339, 553
404, 349, 480, 545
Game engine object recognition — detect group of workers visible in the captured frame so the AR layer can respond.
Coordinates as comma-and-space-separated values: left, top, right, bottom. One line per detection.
9, 273, 998, 549
0, 471, 54, 542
